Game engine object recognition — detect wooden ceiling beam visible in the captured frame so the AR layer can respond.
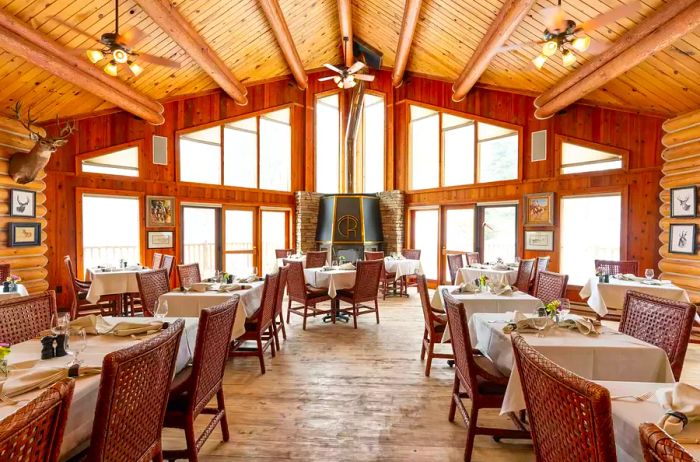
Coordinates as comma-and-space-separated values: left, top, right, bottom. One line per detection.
535, 0, 697, 110
451, 0, 537, 102
0, 12, 164, 125
258, 0, 308, 90
135, 0, 248, 105
337, 0, 354, 67
392, 0, 423, 88
535, 2, 700, 120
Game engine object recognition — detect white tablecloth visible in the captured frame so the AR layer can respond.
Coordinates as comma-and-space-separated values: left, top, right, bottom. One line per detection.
0, 283, 29, 299
158, 281, 264, 339
383, 258, 422, 280
304, 268, 356, 298
471, 312, 675, 415
0, 316, 198, 460
579, 276, 690, 317
277, 256, 306, 268
431, 285, 543, 343
455, 266, 518, 286
599, 380, 700, 461
85, 268, 150, 304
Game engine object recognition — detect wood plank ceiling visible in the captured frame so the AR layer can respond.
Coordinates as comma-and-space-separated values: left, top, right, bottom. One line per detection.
0, 0, 698, 121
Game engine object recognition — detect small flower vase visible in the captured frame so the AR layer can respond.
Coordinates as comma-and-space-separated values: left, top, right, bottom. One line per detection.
2, 281, 9, 293
9, 281, 16, 292
0, 359, 7, 379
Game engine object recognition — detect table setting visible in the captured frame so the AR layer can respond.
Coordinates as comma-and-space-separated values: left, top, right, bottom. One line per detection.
85, 264, 152, 304
455, 261, 519, 286
383, 254, 423, 281
277, 252, 306, 268
304, 264, 357, 299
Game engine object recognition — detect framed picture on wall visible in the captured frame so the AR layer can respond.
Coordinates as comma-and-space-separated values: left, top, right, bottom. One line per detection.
8, 222, 41, 247
10, 189, 36, 218
669, 223, 697, 255
524, 230, 554, 251
524, 192, 554, 227
146, 196, 175, 227
147, 231, 174, 249
670, 186, 697, 218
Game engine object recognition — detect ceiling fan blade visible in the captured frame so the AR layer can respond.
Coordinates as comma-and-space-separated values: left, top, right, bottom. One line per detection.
498, 41, 544, 53
118, 27, 149, 48
46, 16, 101, 43
577, 1, 640, 32
347, 61, 366, 74
137, 53, 181, 69
541, 5, 566, 32
318, 76, 336, 81
323, 63, 344, 74
585, 39, 610, 55
354, 74, 375, 82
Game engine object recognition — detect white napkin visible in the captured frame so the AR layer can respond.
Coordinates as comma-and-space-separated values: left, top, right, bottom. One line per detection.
0, 365, 101, 401
491, 283, 512, 296
338, 262, 356, 270
502, 311, 553, 334
656, 383, 700, 436
190, 282, 212, 292
454, 282, 478, 294
65, 315, 163, 337
557, 317, 601, 336
617, 273, 642, 282
493, 264, 509, 271
237, 275, 258, 283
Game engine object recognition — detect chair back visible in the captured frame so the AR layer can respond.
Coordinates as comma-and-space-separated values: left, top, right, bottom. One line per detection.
275, 249, 294, 259
639, 423, 696, 462
136, 269, 170, 317
620, 291, 695, 381
88, 319, 184, 461
161, 254, 175, 278
401, 249, 421, 260
0, 379, 74, 462
256, 273, 280, 329
595, 259, 639, 276
188, 298, 239, 416
0, 263, 10, 282
177, 263, 202, 288
514, 258, 536, 292
0, 291, 57, 344
536, 256, 550, 273
63, 255, 83, 298
417, 274, 439, 336
465, 252, 480, 266
533, 271, 569, 305
151, 253, 163, 270
364, 251, 384, 261
442, 290, 480, 397
305, 251, 328, 269
351, 259, 383, 303
447, 253, 464, 285
274, 265, 289, 319
511, 334, 617, 461
284, 260, 307, 302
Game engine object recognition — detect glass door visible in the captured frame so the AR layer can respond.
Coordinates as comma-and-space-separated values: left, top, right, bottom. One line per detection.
181, 206, 220, 279
410, 208, 440, 281
442, 206, 475, 282
478, 205, 517, 263
260, 209, 290, 275
224, 207, 257, 275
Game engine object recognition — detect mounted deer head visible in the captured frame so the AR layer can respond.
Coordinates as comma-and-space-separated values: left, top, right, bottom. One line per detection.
9, 102, 76, 184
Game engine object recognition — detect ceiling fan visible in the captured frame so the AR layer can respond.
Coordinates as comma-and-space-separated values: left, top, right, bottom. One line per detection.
499, 0, 640, 69
63, 0, 181, 77
318, 37, 375, 88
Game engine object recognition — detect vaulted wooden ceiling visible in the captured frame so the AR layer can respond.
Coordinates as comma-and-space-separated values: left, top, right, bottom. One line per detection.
0, 0, 698, 121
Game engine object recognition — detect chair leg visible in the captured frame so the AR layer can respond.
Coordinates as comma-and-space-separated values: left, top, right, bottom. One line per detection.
420, 329, 428, 360
353, 303, 358, 329
382, 280, 387, 300
153, 450, 164, 462
425, 340, 435, 377
184, 415, 199, 462
278, 312, 287, 340
464, 405, 479, 462
375, 299, 380, 324
217, 387, 230, 442
448, 376, 459, 422
256, 336, 266, 374
302, 305, 308, 330
286, 299, 292, 323
269, 327, 276, 358
273, 323, 281, 352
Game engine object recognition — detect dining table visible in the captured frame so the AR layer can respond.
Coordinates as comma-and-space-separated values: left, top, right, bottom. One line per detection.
383, 257, 422, 281
158, 281, 264, 339
0, 316, 198, 461
455, 265, 519, 286
579, 276, 690, 317
85, 267, 151, 304
304, 267, 356, 299
470, 312, 675, 415
277, 255, 306, 268
0, 283, 29, 299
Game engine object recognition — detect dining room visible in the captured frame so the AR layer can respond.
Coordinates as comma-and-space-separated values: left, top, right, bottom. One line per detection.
0, 0, 699, 461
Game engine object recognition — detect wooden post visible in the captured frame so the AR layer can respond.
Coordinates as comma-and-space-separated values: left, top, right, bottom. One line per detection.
337, 0, 354, 67
392, 0, 423, 88
258, 0, 308, 90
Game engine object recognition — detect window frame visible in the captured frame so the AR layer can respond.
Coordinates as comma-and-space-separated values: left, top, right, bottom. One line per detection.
75, 140, 142, 179
555, 135, 628, 177
179, 203, 223, 278
356, 90, 387, 193
314, 90, 344, 193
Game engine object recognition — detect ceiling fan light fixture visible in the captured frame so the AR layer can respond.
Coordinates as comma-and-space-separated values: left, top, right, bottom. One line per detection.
572, 35, 591, 52
542, 41, 558, 57
532, 54, 547, 70
128, 61, 143, 76
104, 60, 118, 77
112, 48, 129, 64
86, 49, 104, 64
562, 50, 577, 67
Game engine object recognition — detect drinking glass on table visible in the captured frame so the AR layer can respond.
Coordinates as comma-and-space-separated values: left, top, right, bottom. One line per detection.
51, 312, 70, 336
532, 316, 549, 338
645, 269, 655, 280
154, 300, 168, 319
65, 327, 86, 366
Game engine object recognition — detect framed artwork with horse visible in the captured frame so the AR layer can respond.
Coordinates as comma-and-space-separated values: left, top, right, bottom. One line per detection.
146, 195, 175, 227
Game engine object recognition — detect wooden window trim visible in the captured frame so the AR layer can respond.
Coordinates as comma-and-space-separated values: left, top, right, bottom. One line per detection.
314, 90, 343, 193
554, 134, 629, 178
75, 140, 143, 180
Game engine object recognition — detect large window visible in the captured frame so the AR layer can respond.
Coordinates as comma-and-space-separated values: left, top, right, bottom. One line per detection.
260, 210, 289, 275
411, 208, 439, 280
444, 207, 475, 281
182, 206, 219, 279
359, 93, 385, 193
179, 107, 291, 191
80, 144, 139, 177
480, 204, 517, 263
409, 104, 520, 190
316, 94, 341, 193
224, 208, 256, 275
81, 194, 140, 272
560, 194, 622, 285
560, 138, 624, 175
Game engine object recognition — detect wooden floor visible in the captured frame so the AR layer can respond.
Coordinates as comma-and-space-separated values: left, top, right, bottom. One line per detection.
161, 291, 700, 461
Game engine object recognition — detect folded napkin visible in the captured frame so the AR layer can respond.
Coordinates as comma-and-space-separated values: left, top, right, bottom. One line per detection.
453, 282, 478, 294
217, 283, 251, 292
616, 273, 643, 282
338, 262, 356, 270
502, 311, 553, 334
493, 264, 510, 271
641, 279, 663, 286
656, 383, 700, 436
237, 275, 258, 283
557, 317, 601, 336
191, 282, 212, 292
65, 315, 163, 337
490, 284, 512, 296
0, 365, 101, 401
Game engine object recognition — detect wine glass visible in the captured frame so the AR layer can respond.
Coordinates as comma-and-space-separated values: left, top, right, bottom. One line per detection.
644, 268, 655, 281
51, 313, 70, 336
532, 316, 549, 338
65, 327, 86, 366
154, 300, 168, 320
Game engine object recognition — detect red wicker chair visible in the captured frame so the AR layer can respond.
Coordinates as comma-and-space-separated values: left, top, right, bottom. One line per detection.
595, 259, 639, 276
511, 334, 616, 461
639, 422, 696, 462
447, 253, 465, 285
305, 251, 328, 269
0, 263, 10, 282
161, 254, 175, 279
136, 268, 170, 317
442, 290, 529, 460
0, 291, 57, 344
401, 249, 421, 260
365, 250, 398, 299
514, 258, 536, 293
275, 249, 294, 259
619, 291, 696, 381
271, 265, 289, 351
338, 259, 383, 328
230, 273, 280, 374
285, 260, 331, 330
64, 255, 118, 319
533, 270, 569, 305
417, 274, 453, 376
163, 298, 239, 461
151, 252, 163, 270
528, 256, 551, 293
87, 319, 185, 462
0, 378, 74, 462
465, 252, 481, 266
177, 263, 202, 288
401, 248, 422, 294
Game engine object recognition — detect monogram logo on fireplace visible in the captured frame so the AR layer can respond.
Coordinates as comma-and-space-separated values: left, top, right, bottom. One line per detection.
337, 215, 359, 240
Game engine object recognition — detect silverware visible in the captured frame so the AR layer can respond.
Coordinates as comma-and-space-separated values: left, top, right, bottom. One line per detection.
610, 391, 654, 402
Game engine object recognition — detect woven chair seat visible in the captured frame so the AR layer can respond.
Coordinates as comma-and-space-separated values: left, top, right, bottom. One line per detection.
337, 289, 375, 304
168, 367, 193, 398
305, 285, 328, 295
474, 356, 508, 395
433, 317, 447, 330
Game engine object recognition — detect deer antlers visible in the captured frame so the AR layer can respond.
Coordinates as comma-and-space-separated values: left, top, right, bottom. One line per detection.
12, 102, 42, 141
11, 101, 76, 144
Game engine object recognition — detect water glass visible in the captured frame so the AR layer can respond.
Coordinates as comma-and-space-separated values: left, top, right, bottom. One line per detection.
644, 268, 654, 280
532, 316, 549, 338
154, 300, 168, 319
50, 312, 70, 336
65, 328, 87, 366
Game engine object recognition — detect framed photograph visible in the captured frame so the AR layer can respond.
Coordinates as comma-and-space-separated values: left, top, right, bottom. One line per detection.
669, 223, 697, 255
146, 196, 175, 227
10, 189, 36, 218
524, 230, 554, 251
670, 186, 697, 218
8, 222, 41, 247
524, 192, 554, 227
147, 231, 174, 249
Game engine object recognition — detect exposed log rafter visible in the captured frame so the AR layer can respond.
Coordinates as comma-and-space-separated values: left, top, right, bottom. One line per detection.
258, 0, 308, 90
135, 0, 248, 106
337, 0, 354, 67
392, 0, 423, 88
451, 0, 537, 102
